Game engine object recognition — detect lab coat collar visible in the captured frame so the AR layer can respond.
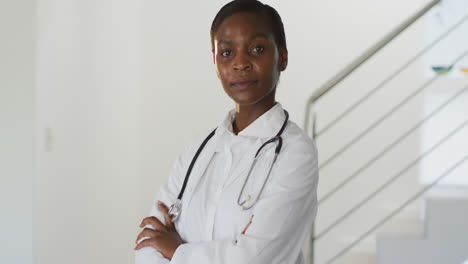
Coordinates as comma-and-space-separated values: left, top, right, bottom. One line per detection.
213, 103, 287, 189
219, 102, 287, 140
179, 103, 287, 214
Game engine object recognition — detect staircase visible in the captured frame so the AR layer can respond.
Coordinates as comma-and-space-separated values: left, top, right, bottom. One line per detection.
377, 188, 468, 264
303, 1, 468, 263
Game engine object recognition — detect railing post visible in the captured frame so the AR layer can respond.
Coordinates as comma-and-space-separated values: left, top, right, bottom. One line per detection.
309, 111, 317, 264
310, 223, 315, 264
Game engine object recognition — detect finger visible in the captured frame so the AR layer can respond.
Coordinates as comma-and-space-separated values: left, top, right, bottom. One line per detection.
135, 228, 159, 244
134, 237, 158, 251
140, 216, 165, 231
158, 201, 174, 229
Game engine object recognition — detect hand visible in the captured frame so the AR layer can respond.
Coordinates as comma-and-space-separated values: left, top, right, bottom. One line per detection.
135, 201, 185, 260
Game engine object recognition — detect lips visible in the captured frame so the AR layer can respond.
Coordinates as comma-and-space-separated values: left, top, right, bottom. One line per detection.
231, 80, 258, 90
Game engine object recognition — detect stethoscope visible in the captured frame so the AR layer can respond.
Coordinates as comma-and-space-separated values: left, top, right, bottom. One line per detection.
168, 110, 289, 221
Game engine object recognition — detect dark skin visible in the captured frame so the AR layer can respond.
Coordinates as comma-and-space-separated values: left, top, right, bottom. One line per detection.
134, 201, 183, 259
214, 12, 288, 134
134, 11, 288, 259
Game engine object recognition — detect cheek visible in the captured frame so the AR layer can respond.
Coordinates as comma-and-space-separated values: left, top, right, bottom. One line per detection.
216, 63, 231, 85
215, 66, 221, 79
257, 59, 279, 84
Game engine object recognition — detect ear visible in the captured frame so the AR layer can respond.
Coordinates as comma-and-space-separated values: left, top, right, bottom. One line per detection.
278, 47, 288, 71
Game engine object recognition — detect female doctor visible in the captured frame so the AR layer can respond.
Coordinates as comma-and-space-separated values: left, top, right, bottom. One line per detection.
134, 1, 319, 263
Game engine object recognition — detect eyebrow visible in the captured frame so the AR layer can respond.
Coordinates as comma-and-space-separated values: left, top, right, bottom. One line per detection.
217, 39, 232, 46
216, 33, 270, 46
248, 33, 269, 42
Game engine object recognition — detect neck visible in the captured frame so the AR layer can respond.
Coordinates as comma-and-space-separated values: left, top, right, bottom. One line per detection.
232, 101, 276, 135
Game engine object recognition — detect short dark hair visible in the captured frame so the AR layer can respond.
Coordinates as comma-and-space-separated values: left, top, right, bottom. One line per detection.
210, 0, 287, 50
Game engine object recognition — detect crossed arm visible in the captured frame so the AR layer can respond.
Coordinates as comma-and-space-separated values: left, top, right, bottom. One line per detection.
135, 201, 184, 260
134, 139, 319, 264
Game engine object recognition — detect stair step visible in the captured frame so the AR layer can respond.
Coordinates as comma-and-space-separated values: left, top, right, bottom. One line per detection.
376, 189, 468, 264
335, 250, 375, 264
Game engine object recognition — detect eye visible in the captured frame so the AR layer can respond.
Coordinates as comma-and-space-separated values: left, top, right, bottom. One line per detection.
221, 49, 232, 57
251, 45, 264, 54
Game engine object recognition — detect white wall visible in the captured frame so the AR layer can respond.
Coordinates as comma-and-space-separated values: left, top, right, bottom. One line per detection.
35, 1, 143, 263
0, 0, 35, 263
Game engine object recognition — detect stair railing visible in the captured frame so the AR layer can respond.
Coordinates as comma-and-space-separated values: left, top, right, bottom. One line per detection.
314, 82, 468, 243
304, 0, 442, 138
303, 1, 468, 263
326, 150, 468, 263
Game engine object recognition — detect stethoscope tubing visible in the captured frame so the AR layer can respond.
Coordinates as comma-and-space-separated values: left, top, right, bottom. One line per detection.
169, 109, 289, 221
177, 129, 216, 200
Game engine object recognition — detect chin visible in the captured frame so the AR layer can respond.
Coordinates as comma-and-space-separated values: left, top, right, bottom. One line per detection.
232, 96, 269, 107
224, 84, 276, 107
232, 98, 255, 106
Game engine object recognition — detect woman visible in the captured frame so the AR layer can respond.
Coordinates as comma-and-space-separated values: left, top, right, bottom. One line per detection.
135, 1, 319, 263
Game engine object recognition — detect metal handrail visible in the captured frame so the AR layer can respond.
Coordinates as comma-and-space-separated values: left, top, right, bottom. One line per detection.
318, 48, 468, 171
318, 84, 468, 206
315, 12, 468, 138
314, 98, 468, 242
325, 152, 468, 263
311, 49, 468, 263
305, 3, 468, 262
304, 0, 441, 136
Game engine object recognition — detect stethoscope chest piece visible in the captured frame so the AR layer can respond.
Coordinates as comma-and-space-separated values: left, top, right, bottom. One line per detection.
168, 199, 182, 221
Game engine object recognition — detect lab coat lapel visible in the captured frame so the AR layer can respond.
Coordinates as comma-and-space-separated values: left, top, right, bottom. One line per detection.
222, 104, 286, 189
222, 138, 262, 189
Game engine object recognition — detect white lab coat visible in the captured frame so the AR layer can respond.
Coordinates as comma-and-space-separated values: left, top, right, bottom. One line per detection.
135, 103, 319, 264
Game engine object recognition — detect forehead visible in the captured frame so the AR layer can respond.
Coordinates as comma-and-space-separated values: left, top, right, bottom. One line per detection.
214, 12, 274, 41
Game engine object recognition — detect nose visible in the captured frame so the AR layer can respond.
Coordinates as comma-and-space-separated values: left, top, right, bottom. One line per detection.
233, 54, 252, 71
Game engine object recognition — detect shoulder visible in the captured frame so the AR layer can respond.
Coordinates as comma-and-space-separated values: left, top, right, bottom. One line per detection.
282, 120, 318, 161
175, 128, 218, 167
271, 120, 319, 187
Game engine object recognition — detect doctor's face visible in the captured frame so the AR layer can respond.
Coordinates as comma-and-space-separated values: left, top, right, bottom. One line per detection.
213, 12, 287, 107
